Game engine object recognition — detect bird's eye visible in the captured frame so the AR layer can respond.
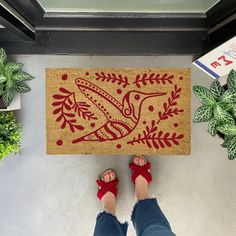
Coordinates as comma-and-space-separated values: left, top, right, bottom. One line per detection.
134, 94, 140, 100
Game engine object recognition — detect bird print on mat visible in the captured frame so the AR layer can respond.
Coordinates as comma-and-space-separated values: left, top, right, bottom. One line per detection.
72, 78, 166, 143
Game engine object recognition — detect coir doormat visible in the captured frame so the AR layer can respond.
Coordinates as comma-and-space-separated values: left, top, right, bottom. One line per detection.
46, 68, 191, 155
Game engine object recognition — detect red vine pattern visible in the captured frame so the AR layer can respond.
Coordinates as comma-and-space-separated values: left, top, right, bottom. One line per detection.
157, 85, 184, 124
52, 87, 97, 132
95, 72, 130, 88
127, 84, 184, 149
72, 101, 98, 121
127, 120, 184, 148
134, 73, 174, 88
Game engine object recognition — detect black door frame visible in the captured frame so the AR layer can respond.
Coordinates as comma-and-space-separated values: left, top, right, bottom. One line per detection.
0, 0, 235, 55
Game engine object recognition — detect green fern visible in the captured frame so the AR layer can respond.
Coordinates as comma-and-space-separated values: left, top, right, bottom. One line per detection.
13, 71, 34, 81
210, 80, 224, 101
217, 124, 236, 136
0, 48, 34, 107
15, 81, 31, 93
5, 62, 23, 72
214, 105, 235, 124
193, 105, 213, 123
208, 118, 220, 136
0, 84, 3, 96
0, 48, 6, 65
2, 87, 13, 106
193, 69, 236, 160
0, 75, 6, 83
219, 102, 234, 112
228, 137, 236, 160
222, 88, 236, 103
221, 135, 233, 148
193, 85, 216, 106
227, 69, 236, 89
233, 105, 236, 118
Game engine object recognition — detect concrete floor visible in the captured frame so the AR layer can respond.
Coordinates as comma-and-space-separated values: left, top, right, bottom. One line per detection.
0, 56, 236, 236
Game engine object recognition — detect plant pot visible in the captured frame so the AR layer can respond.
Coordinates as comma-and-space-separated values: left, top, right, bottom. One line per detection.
217, 131, 224, 140
0, 97, 7, 109
0, 93, 21, 111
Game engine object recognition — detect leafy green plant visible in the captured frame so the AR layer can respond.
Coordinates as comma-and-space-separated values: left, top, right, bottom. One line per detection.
193, 69, 236, 160
0, 48, 34, 107
0, 111, 22, 160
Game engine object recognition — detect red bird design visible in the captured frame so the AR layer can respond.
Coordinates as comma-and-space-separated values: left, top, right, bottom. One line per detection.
72, 78, 166, 143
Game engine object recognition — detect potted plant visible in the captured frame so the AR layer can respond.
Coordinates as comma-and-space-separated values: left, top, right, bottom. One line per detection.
0, 48, 34, 110
0, 111, 22, 160
193, 69, 236, 160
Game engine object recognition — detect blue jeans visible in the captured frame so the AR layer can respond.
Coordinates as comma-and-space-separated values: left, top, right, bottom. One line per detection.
93, 198, 176, 236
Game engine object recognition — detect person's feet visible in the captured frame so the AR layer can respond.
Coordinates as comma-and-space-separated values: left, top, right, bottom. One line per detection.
99, 169, 116, 215
97, 156, 150, 213
133, 156, 150, 200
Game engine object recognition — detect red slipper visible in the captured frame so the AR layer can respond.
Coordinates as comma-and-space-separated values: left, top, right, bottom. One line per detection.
129, 157, 152, 184
96, 170, 119, 200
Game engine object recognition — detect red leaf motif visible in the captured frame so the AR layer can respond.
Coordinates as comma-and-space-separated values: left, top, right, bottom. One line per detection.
146, 139, 152, 148
70, 125, 75, 132
164, 139, 171, 147
64, 103, 71, 110
164, 133, 170, 139
59, 87, 70, 94
68, 119, 76, 123
74, 125, 85, 130
158, 139, 165, 148
158, 131, 163, 138
61, 120, 66, 129
53, 94, 65, 99
133, 73, 174, 88
95, 72, 130, 88
163, 102, 167, 110
162, 116, 168, 120
56, 115, 63, 122
153, 140, 159, 149
127, 124, 184, 149
157, 84, 184, 125
64, 113, 75, 117
172, 139, 179, 145
52, 101, 63, 106
177, 134, 184, 139
53, 108, 61, 115
67, 98, 73, 105
52, 88, 99, 133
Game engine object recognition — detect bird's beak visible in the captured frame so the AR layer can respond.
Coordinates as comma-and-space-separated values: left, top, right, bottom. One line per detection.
145, 91, 167, 98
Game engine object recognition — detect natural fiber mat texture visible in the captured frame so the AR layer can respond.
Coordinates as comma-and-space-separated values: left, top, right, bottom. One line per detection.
46, 68, 191, 155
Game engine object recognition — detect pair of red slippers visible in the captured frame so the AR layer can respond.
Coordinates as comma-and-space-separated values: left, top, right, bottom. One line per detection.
96, 157, 153, 200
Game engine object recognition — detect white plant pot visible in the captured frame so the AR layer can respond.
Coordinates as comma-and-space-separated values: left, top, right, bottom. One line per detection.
0, 93, 21, 111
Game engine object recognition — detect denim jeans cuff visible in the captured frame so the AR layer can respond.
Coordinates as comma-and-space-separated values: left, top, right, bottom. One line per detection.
131, 198, 157, 223
96, 211, 116, 220
97, 211, 129, 235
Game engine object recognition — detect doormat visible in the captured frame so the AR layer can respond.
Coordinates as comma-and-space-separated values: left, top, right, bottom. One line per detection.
46, 68, 191, 155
